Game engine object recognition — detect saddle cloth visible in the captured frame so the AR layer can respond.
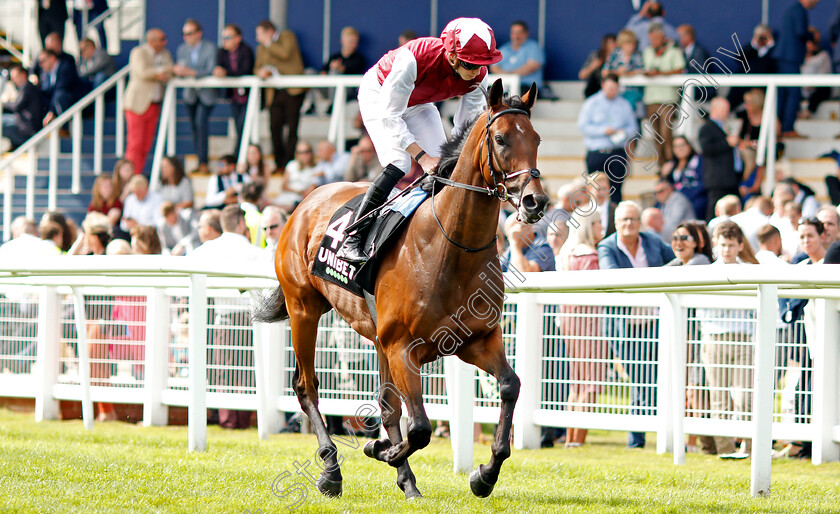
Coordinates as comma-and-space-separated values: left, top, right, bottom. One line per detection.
310, 187, 429, 297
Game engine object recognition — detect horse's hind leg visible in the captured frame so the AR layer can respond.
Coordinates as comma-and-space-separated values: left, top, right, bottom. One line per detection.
364, 369, 422, 499
457, 329, 519, 498
288, 309, 343, 497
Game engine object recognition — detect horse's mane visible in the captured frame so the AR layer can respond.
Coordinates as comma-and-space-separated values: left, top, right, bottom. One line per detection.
433, 94, 532, 181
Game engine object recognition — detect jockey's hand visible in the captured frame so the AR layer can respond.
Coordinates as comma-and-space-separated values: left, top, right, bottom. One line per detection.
419, 154, 440, 175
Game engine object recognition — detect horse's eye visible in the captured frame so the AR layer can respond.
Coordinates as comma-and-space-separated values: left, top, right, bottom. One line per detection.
494, 135, 506, 145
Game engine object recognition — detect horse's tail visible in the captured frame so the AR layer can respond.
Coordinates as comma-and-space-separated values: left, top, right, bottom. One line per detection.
252, 285, 289, 323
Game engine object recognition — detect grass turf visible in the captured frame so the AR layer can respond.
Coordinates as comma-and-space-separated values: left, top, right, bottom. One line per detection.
1, 409, 839, 513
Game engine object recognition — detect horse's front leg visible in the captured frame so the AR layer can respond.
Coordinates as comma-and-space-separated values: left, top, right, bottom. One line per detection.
370, 345, 432, 469
457, 330, 519, 498
363, 355, 422, 499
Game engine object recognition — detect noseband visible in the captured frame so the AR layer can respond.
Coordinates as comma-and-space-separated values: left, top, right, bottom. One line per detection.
429, 107, 541, 253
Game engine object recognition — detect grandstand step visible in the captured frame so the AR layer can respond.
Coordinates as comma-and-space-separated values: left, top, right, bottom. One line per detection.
545, 81, 586, 101
11, 192, 90, 209
532, 100, 585, 120
780, 138, 840, 160
531, 119, 582, 137
14, 173, 98, 191
794, 119, 840, 139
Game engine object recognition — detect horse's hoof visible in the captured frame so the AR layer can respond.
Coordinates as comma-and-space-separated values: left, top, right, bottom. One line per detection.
316, 476, 342, 497
404, 487, 423, 500
363, 439, 389, 460
399, 480, 423, 499
469, 468, 495, 498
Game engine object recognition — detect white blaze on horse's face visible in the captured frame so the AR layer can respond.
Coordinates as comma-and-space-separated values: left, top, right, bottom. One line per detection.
515, 123, 525, 135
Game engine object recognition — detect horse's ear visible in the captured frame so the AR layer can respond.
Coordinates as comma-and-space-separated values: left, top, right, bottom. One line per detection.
489, 78, 504, 110
520, 82, 538, 109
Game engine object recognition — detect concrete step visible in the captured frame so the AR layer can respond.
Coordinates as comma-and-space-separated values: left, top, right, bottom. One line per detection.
532, 100, 585, 120
546, 81, 586, 100
531, 119, 581, 137
13, 173, 98, 190
794, 119, 840, 139
780, 138, 840, 160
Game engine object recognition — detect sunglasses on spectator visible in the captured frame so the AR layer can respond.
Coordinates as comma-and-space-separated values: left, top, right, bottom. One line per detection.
222, 35, 234, 40
183, 31, 196, 36
672, 234, 695, 242
459, 60, 482, 71
263, 224, 280, 231
296, 149, 312, 154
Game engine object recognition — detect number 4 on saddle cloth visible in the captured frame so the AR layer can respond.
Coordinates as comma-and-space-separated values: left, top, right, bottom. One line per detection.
311, 187, 430, 297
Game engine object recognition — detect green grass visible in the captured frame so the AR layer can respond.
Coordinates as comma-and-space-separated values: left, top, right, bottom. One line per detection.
1, 409, 839, 513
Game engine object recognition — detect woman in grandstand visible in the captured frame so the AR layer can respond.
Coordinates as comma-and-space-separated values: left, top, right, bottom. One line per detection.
601, 29, 644, 118
662, 136, 706, 219
336, 17, 504, 263
87, 173, 123, 227
579, 33, 616, 98
155, 155, 194, 211
112, 158, 136, 203
238, 143, 271, 183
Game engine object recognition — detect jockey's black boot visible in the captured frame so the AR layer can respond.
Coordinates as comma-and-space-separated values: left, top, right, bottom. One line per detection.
337, 164, 405, 264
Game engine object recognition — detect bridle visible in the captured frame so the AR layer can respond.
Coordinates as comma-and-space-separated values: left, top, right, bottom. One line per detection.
429, 107, 541, 253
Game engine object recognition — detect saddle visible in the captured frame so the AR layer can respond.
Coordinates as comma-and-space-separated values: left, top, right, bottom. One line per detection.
310, 187, 429, 297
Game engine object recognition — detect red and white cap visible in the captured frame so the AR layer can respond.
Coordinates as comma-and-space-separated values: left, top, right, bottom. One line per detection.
440, 17, 502, 66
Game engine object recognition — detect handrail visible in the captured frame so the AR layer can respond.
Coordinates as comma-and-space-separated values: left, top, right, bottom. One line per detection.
0, 66, 130, 172
150, 73, 521, 187
1, 65, 130, 242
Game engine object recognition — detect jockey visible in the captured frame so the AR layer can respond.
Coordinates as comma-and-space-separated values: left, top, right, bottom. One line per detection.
337, 17, 503, 264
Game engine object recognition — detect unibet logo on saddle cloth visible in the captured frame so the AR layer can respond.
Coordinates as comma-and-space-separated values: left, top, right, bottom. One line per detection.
311, 189, 430, 296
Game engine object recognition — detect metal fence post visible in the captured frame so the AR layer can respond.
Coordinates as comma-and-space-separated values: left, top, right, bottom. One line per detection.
254, 320, 284, 438
444, 355, 474, 473
812, 299, 840, 464
35, 286, 60, 422
657, 294, 675, 455
143, 289, 170, 426
751, 284, 777, 497
665, 293, 686, 462
188, 274, 208, 452
71, 288, 94, 431
513, 293, 540, 450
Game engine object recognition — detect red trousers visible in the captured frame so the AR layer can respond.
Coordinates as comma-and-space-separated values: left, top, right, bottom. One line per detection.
125, 102, 161, 174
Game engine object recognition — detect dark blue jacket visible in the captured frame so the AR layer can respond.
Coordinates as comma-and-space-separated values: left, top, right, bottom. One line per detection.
597, 231, 675, 269
774, 2, 813, 65
2, 81, 43, 137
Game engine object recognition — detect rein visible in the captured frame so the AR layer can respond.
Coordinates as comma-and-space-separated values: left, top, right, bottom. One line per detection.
428, 107, 541, 253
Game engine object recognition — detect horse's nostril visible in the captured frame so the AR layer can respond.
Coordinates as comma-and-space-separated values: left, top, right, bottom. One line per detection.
521, 194, 537, 211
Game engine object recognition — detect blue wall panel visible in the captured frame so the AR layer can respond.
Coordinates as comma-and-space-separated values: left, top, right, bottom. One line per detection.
224, 0, 270, 52
288, 0, 326, 70
329, 0, 430, 71
146, 0, 220, 58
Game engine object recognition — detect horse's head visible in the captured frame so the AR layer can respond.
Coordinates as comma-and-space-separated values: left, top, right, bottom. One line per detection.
480, 79, 550, 224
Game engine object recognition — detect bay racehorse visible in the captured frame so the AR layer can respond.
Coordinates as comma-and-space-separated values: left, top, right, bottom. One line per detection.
254, 79, 549, 499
